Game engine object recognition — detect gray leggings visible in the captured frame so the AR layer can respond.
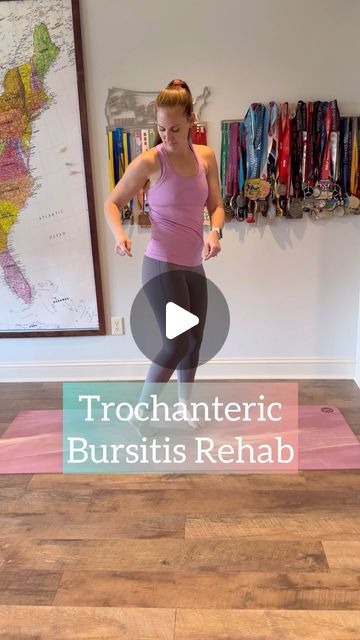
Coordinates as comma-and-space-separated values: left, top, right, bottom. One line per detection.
140, 255, 207, 400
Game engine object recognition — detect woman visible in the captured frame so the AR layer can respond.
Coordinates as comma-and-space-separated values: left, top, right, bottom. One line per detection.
104, 79, 225, 434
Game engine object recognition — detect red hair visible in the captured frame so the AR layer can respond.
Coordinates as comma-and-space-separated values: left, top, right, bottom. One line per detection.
153, 79, 194, 146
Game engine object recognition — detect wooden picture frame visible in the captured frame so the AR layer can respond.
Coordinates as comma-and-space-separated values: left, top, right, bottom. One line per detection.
0, 0, 105, 337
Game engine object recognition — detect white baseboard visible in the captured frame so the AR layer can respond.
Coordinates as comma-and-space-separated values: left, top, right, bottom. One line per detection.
0, 357, 356, 382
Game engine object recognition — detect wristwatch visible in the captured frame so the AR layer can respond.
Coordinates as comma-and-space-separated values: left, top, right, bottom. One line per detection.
211, 227, 223, 240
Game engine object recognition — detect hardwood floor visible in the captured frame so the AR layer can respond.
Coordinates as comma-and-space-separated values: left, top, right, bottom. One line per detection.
0, 380, 359, 639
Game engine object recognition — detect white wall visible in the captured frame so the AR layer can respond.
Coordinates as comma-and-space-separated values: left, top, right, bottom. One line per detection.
1, 0, 360, 381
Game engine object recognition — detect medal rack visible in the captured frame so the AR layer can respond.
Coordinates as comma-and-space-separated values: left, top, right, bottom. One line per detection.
221, 101, 360, 223
105, 86, 210, 227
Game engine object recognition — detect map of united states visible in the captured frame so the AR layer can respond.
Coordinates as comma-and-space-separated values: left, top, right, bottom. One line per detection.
0, 0, 101, 334
0, 23, 59, 304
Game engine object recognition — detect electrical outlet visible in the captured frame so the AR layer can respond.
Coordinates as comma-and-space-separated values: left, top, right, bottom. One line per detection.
111, 316, 125, 335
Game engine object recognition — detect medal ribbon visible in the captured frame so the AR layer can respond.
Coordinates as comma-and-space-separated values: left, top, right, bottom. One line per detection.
342, 117, 350, 195
226, 122, 239, 196
244, 103, 266, 179
329, 100, 340, 183
350, 117, 358, 195
268, 101, 278, 185
296, 101, 307, 186
305, 102, 314, 185
312, 102, 323, 184
277, 102, 290, 194
238, 122, 245, 192
319, 102, 328, 176
291, 112, 301, 198
260, 104, 270, 180
220, 122, 230, 199
321, 103, 331, 180
357, 117, 360, 197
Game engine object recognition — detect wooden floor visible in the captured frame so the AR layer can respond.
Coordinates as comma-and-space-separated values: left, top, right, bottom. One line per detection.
0, 380, 360, 639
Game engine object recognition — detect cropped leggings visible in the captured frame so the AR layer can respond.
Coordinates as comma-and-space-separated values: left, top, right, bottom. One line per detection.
140, 255, 208, 400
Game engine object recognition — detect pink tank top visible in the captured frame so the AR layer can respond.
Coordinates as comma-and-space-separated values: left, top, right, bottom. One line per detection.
144, 142, 209, 267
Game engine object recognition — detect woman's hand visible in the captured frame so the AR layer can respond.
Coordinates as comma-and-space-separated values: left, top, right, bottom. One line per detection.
204, 229, 221, 260
115, 229, 132, 257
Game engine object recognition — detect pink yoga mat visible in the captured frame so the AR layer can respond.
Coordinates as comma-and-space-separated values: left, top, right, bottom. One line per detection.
0, 406, 359, 473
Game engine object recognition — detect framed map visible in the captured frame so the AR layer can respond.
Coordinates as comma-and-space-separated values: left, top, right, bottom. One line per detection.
0, 0, 105, 337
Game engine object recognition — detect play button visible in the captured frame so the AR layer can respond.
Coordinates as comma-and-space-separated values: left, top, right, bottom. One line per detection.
130, 267, 230, 370
166, 302, 199, 339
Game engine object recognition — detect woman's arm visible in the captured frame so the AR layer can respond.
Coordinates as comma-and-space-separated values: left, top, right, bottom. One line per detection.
205, 148, 225, 229
204, 148, 225, 260
104, 153, 152, 242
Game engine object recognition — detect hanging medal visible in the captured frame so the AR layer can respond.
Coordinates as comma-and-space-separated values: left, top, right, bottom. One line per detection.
354, 115, 360, 214
121, 131, 134, 223
342, 116, 352, 214
257, 104, 271, 217
277, 102, 291, 216
229, 122, 240, 217
266, 102, 278, 220
317, 102, 339, 218
220, 122, 232, 219
349, 117, 360, 213
225, 122, 240, 222
312, 101, 323, 194
327, 101, 343, 217
244, 103, 266, 223
312, 102, 331, 218
307, 101, 323, 219
235, 123, 247, 221
297, 101, 314, 215
288, 110, 303, 218
319, 104, 332, 194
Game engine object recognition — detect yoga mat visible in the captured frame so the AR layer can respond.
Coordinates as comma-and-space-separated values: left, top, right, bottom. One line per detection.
0, 406, 359, 473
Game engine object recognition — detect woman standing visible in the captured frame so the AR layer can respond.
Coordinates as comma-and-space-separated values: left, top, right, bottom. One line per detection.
104, 79, 225, 433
